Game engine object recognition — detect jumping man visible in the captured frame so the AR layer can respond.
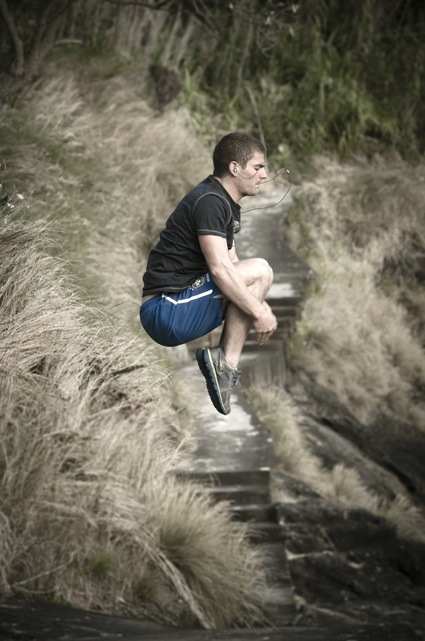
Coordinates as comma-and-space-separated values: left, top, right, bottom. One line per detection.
140, 132, 277, 414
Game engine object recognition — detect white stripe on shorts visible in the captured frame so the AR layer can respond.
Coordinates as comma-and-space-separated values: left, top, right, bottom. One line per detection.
162, 289, 213, 305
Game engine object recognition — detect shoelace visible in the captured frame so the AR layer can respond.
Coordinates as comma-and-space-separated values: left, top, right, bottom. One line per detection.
231, 370, 241, 387
217, 350, 240, 387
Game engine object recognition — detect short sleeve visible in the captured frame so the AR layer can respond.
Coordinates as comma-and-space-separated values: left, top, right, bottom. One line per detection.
192, 193, 231, 238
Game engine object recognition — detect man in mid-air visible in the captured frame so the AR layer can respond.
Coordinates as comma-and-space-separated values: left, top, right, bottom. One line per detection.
140, 132, 277, 414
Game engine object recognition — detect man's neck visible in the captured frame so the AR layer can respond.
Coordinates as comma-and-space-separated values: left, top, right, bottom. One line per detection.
213, 175, 241, 203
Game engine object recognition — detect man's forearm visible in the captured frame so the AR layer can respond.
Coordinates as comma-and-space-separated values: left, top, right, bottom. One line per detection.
210, 263, 266, 320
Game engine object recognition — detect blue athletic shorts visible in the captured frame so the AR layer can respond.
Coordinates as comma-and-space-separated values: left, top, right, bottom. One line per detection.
140, 273, 223, 347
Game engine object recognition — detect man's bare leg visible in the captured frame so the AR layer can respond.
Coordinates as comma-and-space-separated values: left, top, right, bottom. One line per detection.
196, 256, 274, 415
219, 257, 273, 368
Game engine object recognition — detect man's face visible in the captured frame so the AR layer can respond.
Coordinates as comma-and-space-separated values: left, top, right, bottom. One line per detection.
238, 151, 267, 197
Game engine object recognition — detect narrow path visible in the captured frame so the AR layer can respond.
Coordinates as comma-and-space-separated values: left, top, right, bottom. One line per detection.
178, 186, 310, 626
0, 597, 420, 641
177, 362, 296, 626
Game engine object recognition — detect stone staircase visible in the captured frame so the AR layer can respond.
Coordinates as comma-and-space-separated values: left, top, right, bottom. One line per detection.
175, 365, 297, 627
177, 190, 314, 627
176, 463, 295, 624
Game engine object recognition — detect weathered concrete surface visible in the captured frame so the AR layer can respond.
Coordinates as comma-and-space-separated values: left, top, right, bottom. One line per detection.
176, 361, 297, 626
177, 363, 273, 476
0, 598, 420, 640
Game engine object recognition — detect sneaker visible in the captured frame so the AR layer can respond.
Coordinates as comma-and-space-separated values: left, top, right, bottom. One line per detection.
195, 347, 241, 415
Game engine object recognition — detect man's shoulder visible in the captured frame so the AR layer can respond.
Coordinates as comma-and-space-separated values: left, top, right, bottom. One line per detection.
190, 175, 222, 198
191, 176, 236, 211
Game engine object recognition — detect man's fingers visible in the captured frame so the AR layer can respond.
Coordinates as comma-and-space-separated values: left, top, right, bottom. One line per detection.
254, 310, 278, 345
257, 328, 276, 345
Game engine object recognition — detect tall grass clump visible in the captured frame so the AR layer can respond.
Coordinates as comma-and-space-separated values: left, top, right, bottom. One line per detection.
248, 385, 425, 542
0, 61, 267, 627
285, 155, 425, 430
1, 63, 211, 307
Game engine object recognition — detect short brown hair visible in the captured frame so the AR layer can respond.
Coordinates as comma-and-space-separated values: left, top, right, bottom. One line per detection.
213, 132, 266, 177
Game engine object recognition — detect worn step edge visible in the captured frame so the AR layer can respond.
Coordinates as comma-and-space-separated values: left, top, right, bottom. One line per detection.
229, 503, 275, 522
198, 484, 271, 505
174, 468, 271, 487
247, 521, 286, 543
268, 305, 300, 315
267, 295, 304, 305
261, 585, 297, 606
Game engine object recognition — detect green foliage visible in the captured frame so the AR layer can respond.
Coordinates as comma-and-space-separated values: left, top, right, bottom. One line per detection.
2, 0, 423, 158
182, 70, 239, 144
181, 0, 424, 158
90, 552, 115, 579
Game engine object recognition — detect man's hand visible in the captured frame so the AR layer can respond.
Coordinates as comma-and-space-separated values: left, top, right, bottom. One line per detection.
253, 302, 278, 345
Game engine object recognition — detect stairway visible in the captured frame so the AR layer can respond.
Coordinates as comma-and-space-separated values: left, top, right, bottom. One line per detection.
176, 361, 298, 626
176, 190, 313, 625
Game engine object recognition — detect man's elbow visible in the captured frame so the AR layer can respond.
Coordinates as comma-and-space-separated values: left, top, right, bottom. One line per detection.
209, 263, 230, 282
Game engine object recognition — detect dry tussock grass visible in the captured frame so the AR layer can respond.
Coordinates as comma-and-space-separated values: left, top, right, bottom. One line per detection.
286, 155, 425, 429
0, 70, 266, 627
16, 70, 211, 313
249, 386, 425, 542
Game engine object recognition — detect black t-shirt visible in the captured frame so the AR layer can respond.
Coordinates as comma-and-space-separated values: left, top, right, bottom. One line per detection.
142, 175, 241, 294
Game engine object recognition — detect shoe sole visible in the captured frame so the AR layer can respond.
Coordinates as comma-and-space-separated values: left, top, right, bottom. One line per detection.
195, 348, 228, 415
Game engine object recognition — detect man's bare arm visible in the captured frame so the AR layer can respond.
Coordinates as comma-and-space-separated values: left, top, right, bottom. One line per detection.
199, 234, 277, 341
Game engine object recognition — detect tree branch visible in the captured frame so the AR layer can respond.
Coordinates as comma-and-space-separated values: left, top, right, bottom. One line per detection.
27, 0, 79, 78
0, 0, 25, 76
102, 0, 172, 8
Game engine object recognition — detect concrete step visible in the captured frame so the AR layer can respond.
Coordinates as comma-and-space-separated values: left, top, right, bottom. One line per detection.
261, 593, 298, 627
243, 329, 291, 351
174, 468, 271, 488
266, 296, 303, 313
0, 598, 421, 640
198, 483, 271, 506
244, 321, 294, 343
239, 347, 287, 389
261, 542, 293, 584
229, 503, 275, 522
269, 273, 314, 294
257, 542, 302, 625
270, 308, 301, 320
241, 337, 286, 351
267, 292, 304, 305
270, 308, 299, 323
239, 338, 291, 352
247, 521, 286, 543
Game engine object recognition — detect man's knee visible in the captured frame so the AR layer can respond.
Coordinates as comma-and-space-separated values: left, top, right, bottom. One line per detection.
267, 261, 274, 286
257, 257, 273, 281
234, 257, 273, 290
252, 257, 273, 292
